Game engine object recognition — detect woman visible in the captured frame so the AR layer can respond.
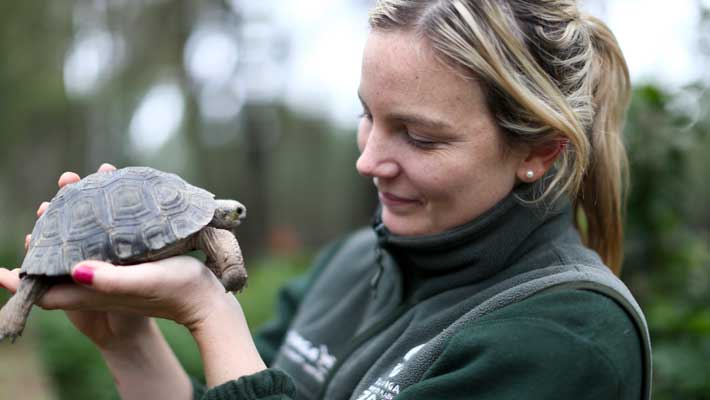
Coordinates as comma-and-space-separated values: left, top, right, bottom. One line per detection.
0, 0, 651, 399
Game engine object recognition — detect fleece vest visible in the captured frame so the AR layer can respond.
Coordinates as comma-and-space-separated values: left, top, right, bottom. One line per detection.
270, 191, 651, 400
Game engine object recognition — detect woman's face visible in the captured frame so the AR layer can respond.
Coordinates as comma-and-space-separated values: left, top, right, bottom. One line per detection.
356, 30, 522, 236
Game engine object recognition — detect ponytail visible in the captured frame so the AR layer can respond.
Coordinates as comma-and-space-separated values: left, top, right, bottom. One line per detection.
576, 15, 631, 274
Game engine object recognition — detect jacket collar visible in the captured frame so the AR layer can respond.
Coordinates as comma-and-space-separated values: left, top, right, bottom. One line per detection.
372, 185, 573, 290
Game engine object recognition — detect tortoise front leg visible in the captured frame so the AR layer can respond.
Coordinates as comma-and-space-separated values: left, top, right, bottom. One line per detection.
195, 227, 247, 292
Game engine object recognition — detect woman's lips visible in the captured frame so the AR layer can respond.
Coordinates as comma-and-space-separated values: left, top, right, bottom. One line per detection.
379, 191, 420, 208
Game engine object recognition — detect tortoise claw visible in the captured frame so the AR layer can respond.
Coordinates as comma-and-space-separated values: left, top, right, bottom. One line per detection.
0, 332, 18, 344
221, 265, 248, 293
0, 328, 22, 344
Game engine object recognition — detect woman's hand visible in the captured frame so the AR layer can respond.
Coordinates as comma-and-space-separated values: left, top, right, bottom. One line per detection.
0, 257, 232, 350
46, 256, 228, 343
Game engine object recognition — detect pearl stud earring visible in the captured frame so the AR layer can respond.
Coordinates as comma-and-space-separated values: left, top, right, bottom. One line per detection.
525, 170, 534, 179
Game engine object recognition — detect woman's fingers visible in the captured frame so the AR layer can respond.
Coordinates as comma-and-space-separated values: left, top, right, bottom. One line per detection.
5, 256, 221, 330
60, 257, 221, 324
25, 235, 31, 251
36, 202, 50, 217
98, 163, 117, 172
70, 260, 162, 296
56, 163, 115, 190
38, 282, 106, 310
0, 268, 21, 292
4, 254, 216, 323
0, 267, 117, 312
58, 171, 81, 188
70, 257, 209, 296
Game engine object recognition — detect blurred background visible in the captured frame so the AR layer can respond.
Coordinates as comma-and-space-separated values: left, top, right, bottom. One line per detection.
0, 0, 708, 399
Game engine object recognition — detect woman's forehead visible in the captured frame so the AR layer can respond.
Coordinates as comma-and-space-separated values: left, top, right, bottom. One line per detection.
362, 31, 450, 90
360, 30, 489, 124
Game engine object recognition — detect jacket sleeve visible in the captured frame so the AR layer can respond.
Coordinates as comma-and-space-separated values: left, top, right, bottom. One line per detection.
397, 290, 643, 400
194, 369, 295, 400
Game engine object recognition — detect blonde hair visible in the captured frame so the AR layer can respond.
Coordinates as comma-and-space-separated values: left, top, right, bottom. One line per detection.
369, 0, 630, 274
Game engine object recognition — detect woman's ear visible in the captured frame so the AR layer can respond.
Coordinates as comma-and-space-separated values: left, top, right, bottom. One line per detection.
516, 138, 568, 182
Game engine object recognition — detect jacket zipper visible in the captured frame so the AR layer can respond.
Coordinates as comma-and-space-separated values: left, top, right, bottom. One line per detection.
316, 297, 415, 400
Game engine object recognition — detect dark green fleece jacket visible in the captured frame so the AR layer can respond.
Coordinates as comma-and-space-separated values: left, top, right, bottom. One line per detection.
193, 192, 647, 400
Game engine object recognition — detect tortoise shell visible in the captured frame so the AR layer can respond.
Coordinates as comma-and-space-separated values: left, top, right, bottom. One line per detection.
21, 167, 217, 276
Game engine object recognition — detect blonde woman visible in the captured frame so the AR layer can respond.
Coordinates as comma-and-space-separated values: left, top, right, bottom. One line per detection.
0, 1, 651, 399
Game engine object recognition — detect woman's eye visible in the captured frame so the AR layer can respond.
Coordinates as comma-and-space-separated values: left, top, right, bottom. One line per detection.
358, 110, 372, 121
405, 132, 439, 150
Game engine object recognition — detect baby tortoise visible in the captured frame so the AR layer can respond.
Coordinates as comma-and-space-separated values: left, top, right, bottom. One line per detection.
0, 166, 247, 342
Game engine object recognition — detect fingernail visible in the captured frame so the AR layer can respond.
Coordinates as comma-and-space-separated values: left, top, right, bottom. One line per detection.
73, 265, 94, 285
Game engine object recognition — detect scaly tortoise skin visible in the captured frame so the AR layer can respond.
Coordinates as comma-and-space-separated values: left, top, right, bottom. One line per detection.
0, 166, 247, 342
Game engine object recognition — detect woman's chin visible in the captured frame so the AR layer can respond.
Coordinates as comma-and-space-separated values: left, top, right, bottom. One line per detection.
382, 210, 430, 236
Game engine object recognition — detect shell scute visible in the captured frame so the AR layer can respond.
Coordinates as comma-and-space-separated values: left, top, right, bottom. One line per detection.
169, 217, 196, 239
108, 182, 154, 222
155, 181, 182, 208
39, 210, 62, 242
141, 217, 177, 251
109, 229, 146, 261
66, 191, 106, 240
83, 236, 109, 261
62, 244, 84, 271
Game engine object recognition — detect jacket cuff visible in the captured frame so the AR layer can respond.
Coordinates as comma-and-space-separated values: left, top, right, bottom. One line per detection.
201, 369, 295, 400
191, 376, 208, 400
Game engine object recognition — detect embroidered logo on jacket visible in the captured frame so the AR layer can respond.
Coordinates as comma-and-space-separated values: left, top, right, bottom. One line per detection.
355, 343, 426, 400
282, 330, 336, 383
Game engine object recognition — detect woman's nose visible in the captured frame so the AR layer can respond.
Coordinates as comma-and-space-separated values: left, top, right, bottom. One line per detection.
356, 131, 399, 179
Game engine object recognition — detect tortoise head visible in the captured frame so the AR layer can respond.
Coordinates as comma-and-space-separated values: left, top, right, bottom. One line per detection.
210, 199, 247, 230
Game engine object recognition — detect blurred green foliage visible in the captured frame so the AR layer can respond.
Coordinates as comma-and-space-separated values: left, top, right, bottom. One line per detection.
623, 84, 710, 399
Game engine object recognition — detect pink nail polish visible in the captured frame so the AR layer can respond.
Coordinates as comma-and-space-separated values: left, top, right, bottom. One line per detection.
73, 265, 94, 285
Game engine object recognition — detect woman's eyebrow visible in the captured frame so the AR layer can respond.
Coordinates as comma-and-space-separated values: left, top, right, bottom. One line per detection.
389, 112, 455, 132
357, 91, 455, 132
